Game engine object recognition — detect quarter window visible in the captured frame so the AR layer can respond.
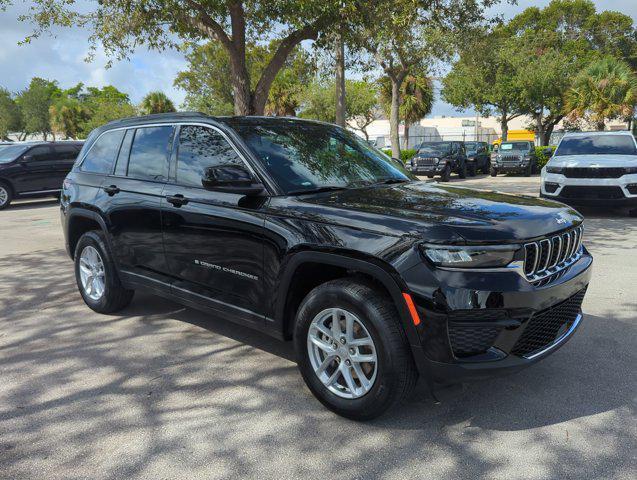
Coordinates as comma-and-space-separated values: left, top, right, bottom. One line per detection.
81, 130, 125, 174
127, 126, 173, 181
176, 125, 244, 188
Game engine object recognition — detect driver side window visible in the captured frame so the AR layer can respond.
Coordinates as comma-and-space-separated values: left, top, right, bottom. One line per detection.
176, 125, 244, 188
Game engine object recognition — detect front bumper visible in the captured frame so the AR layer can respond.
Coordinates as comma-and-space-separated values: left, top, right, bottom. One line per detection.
494, 162, 529, 172
541, 173, 637, 207
409, 164, 447, 175
402, 249, 592, 383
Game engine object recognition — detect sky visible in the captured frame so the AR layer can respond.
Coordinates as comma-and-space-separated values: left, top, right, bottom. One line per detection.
0, 0, 636, 117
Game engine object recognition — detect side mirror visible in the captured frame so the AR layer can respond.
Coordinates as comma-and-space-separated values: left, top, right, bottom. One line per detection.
20, 154, 32, 163
201, 164, 264, 196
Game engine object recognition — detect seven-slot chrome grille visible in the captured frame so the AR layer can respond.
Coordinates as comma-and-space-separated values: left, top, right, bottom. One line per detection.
415, 157, 438, 166
501, 155, 521, 162
523, 225, 583, 281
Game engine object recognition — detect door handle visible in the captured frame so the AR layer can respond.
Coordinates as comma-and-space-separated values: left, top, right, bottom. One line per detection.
103, 185, 120, 196
166, 194, 189, 207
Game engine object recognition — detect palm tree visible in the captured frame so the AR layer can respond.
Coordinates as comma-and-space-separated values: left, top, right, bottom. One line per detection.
140, 91, 176, 115
380, 74, 434, 149
566, 56, 637, 131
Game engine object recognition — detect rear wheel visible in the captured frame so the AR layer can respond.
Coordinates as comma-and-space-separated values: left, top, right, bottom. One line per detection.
74, 230, 135, 313
0, 182, 13, 210
468, 164, 477, 177
481, 160, 491, 174
458, 162, 467, 179
294, 278, 417, 420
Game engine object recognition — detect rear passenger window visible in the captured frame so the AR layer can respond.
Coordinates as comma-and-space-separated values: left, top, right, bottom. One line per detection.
176, 125, 244, 188
81, 130, 125, 174
53, 145, 80, 160
127, 126, 173, 181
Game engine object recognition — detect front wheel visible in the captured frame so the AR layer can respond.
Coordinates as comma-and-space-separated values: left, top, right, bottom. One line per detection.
524, 163, 532, 177
490, 167, 498, 177
482, 160, 491, 174
458, 162, 467, 179
74, 230, 135, 313
468, 164, 477, 177
440, 165, 451, 182
294, 278, 417, 420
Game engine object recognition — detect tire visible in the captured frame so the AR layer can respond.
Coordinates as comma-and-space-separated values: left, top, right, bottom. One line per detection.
458, 162, 467, 179
74, 230, 134, 313
524, 163, 532, 177
440, 165, 451, 182
482, 160, 491, 174
427, 175, 434, 179
490, 167, 498, 177
0, 181, 13, 210
468, 164, 477, 177
629, 209, 637, 218
294, 278, 417, 420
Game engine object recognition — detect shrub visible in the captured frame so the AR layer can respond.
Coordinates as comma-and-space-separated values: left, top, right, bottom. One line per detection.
535, 146, 556, 169
382, 148, 418, 162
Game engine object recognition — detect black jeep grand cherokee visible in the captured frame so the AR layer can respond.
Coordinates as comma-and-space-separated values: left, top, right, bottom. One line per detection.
61, 113, 592, 419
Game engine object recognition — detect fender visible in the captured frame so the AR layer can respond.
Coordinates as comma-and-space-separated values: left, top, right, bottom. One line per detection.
275, 251, 423, 356
65, 207, 113, 258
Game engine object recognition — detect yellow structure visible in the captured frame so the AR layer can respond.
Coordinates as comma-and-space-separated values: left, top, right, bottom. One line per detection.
492, 130, 536, 148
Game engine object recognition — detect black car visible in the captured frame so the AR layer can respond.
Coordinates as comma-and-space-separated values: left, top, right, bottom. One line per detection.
0, 141, 84, 209
491, 141, 538, 176
464, 141, 491, 175
407, 141, 467, 181
61, 113, 592, 419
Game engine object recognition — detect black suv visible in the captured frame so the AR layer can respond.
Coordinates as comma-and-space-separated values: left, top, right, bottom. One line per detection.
464, 141, 491, 176
0, 141, 84, 209
407, 141, 467, 181
61, 114, 592, 419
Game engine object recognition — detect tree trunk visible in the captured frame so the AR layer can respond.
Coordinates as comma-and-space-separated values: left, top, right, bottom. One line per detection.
542, 124, 555, 146
335, 33, 346, 127
229, 56, 253, 115
403, 123, 410, 149
389, 75, 404, 160
596, 120, 605, 131
500, 116, 508, 142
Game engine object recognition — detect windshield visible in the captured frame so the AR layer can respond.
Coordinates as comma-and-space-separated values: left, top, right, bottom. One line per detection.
0, 145, 30, 163
418, 142, 451, 155
464, 142, 483, 153
555, 135, 637, 156
231, 122, 414, 194
500, 142, 530, 151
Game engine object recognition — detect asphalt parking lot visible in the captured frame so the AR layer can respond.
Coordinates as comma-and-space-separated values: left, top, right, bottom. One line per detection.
1, 175, 635, 479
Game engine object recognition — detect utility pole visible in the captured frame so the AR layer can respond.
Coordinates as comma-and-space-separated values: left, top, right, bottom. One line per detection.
335, 29, 346, 127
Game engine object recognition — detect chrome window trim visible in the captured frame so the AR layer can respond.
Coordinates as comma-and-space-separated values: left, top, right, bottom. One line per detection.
77, 121, 273, 193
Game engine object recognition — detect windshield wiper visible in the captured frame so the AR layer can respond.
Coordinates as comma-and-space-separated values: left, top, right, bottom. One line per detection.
286, 185, 349, 196
370, 178, 411, 186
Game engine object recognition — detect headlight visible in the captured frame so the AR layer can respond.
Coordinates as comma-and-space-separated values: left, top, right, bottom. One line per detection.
625, 166, 637, 174
437, 158, 445, 164
421, 244, 518, 268
546, 166, 563, 174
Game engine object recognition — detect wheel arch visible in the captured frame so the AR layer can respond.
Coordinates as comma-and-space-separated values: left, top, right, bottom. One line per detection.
276, 251, 421, 349
66, 208, 111, 259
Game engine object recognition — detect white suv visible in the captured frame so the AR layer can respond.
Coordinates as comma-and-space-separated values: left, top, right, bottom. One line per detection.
541, 131, 637, 215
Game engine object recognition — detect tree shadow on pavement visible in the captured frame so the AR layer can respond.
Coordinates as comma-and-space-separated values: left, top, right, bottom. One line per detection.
0, 247, 634, 480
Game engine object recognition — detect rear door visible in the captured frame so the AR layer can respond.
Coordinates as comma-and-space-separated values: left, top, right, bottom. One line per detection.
161, 124, 267, 326
97, 126, 174, 288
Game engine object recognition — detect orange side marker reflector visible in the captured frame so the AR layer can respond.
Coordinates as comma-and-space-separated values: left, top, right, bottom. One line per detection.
402, 293, 421, 326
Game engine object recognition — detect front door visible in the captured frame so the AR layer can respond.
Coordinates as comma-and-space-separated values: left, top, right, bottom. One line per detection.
14, 145, 54, 194
161, 124, 267, 326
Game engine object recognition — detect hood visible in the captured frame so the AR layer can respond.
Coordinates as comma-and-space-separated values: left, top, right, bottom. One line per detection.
298, 182, 582, 243
548, 154, 637, 168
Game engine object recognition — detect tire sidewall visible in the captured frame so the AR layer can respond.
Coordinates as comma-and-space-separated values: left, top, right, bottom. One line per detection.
294, 284, 404, 419
0, 182, 12, 210
74, 231, 120, 312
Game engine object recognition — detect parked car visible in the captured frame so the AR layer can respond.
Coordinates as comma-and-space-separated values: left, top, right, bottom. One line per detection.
407, 141, 467, 181
541, 131, 637, 216
464, 141, 491, 175
61, 113, 592, 419
0, 141, 84, 209
491, 140, 538, 176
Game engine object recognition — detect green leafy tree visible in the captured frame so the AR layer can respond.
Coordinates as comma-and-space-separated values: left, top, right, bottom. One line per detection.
4, 0, 347, 115
175, 41, 315, 116
15, 78, 60, 140
566, 56, 637, 130
49, 97, 89, 139
77, 85, 137, 136
380, 74, 433, 148
352, 0, 494, 158
140, 91, 176, 115
442, 31, 524, 142
300, 79, 379, 134
0, 88, 22, 140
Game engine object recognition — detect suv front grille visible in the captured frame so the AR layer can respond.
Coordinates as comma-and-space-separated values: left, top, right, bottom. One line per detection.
523, 226, 583, 281
562, 167, 626, 178
511, 288, 586, 357
501, 155, 521, 162
448, 324, 502, 357
415, 157, 437, 166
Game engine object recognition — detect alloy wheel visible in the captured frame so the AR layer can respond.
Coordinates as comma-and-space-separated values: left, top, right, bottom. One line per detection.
307, 308, 378, 399
79, 245, 106, 301
0, 186, 8, 207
